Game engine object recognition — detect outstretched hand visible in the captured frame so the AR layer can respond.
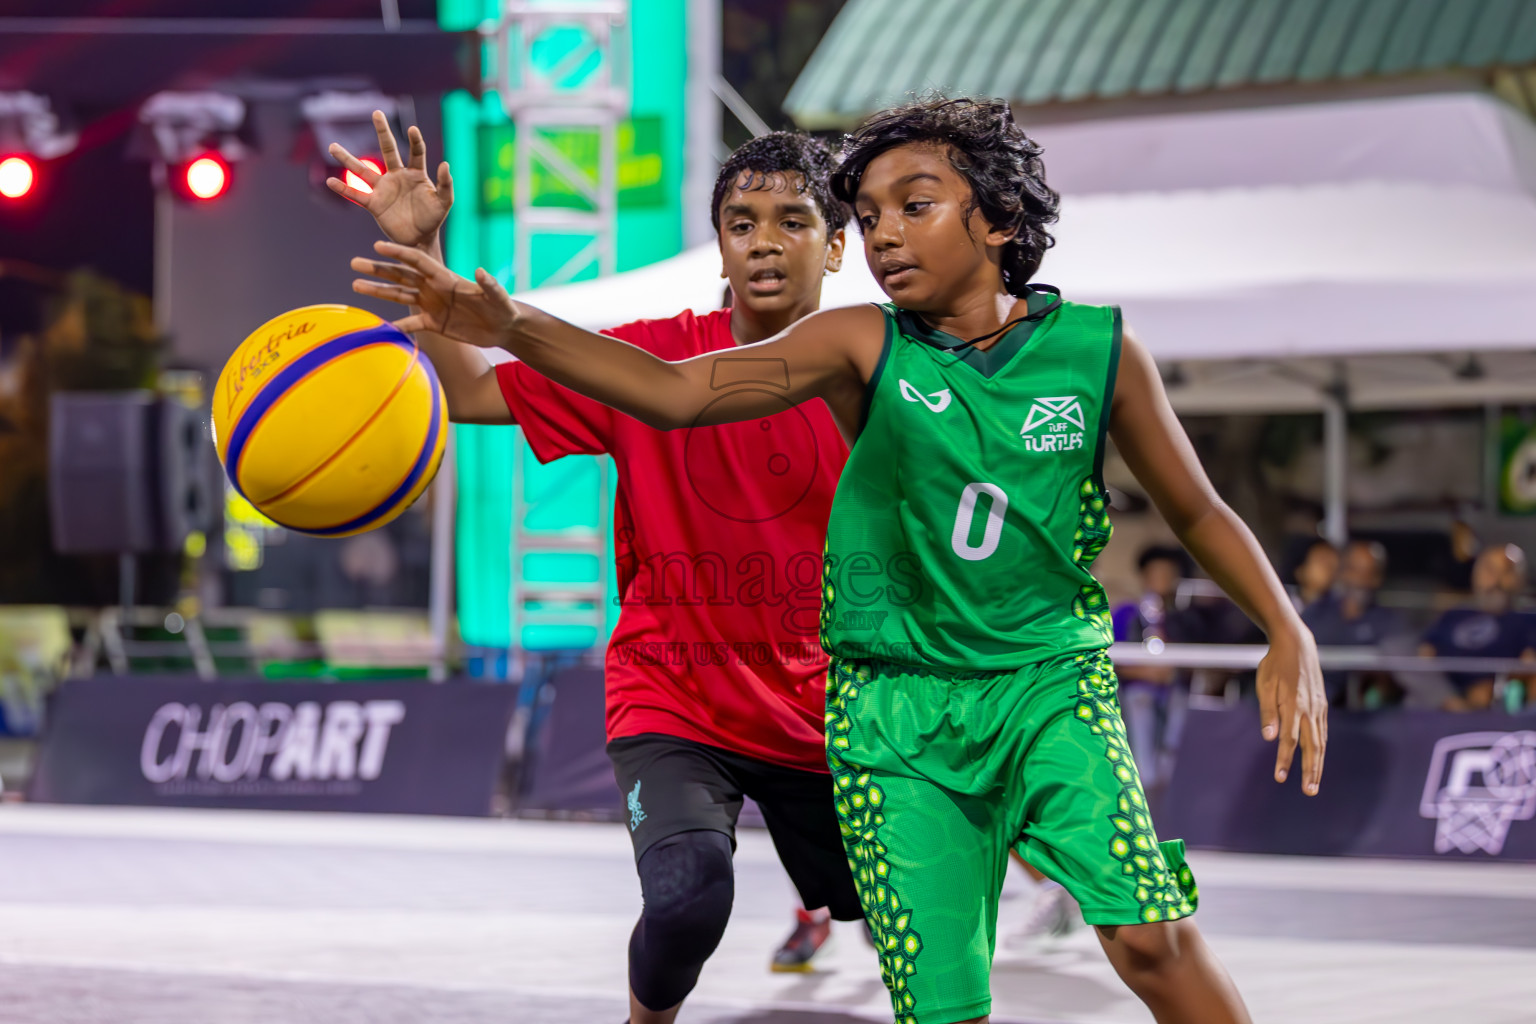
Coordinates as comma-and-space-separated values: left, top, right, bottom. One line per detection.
1255, 631, 1327, 795
352, 241, 515, 349
328, 111, 453, 250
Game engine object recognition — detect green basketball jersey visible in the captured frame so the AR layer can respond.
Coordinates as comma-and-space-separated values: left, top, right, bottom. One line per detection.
820, 291, 1122, 671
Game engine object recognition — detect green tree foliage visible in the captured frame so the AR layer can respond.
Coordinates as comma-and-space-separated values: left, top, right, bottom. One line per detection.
0, 271, 165, 603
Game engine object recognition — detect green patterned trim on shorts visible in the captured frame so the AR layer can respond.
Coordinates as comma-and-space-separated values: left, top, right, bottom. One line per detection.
826, 660, 922, 1024
1071, 477, 1114, 643
819, 541, 835, 650
1071, 651, 1197, 923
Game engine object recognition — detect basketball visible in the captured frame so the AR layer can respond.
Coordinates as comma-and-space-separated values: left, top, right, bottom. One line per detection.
211, 304, 445, 538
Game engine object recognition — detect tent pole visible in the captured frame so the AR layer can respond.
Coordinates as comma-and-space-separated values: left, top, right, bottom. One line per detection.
428, 429, 456, 683
1322, 368, 1349, 545
684, 0, 721, 247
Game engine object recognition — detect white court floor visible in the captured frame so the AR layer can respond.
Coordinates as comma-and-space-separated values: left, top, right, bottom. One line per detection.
0, 806, 1531, 1024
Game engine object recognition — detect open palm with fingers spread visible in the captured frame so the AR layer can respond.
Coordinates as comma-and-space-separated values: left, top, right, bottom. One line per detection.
328, 110, 453, 249
352, 241, 516, 348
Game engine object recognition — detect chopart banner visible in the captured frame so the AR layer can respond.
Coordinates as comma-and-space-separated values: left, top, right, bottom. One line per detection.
1165, 709, 1536, 862
30, 677, 517, 816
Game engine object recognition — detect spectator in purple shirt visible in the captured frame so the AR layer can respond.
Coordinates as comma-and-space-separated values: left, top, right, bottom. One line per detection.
1302, 540, 1408, 705
1114, 546, 1207, 791
1420, 544, 1536, 711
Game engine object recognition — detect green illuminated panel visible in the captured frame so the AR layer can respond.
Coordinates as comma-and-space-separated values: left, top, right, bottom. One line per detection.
478, 117, 666, 212
440, 0, 686, 651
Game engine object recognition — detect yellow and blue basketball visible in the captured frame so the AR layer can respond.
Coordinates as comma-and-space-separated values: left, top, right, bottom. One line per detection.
212, 304, 445, 538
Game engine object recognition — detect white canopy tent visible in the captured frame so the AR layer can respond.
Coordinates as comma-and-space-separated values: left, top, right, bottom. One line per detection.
510, 177, 1536, 403
512, 95, 1536, 360
485, 91, 1536, 541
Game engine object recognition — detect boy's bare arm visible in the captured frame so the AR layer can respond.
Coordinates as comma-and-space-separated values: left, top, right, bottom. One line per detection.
1109, 327, 1328, 795
352, 242, 880, 434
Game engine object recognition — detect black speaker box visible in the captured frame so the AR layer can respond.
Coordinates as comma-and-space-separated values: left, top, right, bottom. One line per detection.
49, 392, 215, 555
156, 398, 216, 547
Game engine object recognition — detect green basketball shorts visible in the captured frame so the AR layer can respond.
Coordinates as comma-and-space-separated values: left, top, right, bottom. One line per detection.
824, 649, 1198, 1024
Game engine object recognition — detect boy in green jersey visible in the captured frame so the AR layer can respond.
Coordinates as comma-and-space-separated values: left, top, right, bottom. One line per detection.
352, 97, 1327, 1024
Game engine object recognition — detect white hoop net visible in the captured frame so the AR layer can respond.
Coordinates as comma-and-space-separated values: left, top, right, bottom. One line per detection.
1421, 732, 1536, 857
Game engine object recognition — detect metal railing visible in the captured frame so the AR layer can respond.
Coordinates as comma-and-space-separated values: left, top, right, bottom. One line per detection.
1111, 641, 1533, 675
1112, 641, 1533, 714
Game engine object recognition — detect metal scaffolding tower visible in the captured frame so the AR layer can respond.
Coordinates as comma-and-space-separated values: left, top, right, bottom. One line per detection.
482, 0, 630, 672
484, 0, 630, 291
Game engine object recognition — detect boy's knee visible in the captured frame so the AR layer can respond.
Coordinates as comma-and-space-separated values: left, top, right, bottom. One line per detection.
637, 829, 734, 950
629, 830, 736, 1011
1100, 919, 1193, 984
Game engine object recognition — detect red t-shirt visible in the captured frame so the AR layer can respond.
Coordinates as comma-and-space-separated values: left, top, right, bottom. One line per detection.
495, 308, 848, 772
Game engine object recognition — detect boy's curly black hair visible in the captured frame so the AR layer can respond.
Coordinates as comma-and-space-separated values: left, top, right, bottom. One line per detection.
830, 96, 1060, 295
711, 131, 849, 236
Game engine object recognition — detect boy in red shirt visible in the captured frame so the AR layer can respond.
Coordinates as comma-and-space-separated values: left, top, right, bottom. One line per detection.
329, 116, 861, 1022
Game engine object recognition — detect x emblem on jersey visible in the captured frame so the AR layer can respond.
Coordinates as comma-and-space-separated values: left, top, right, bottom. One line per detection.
1021, 396, 1085, 433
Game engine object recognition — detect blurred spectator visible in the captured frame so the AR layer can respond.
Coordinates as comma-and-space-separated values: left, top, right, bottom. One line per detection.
1291, 538, 1339, 610
1445, 516, 1481, 592
1302, 540, 1407, 706
1420, 544, 1535, 711
1114, 546, 1203, 791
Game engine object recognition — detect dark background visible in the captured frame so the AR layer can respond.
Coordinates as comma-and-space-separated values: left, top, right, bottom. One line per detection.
2, 0, 850, 307
0, 2, 438, 303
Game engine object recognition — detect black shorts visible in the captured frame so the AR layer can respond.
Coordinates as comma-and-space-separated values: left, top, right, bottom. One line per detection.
608, 733, 862, 921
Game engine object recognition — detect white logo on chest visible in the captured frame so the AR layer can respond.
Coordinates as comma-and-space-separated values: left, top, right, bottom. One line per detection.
899, 378, 952, 413
1021, 396, 1086, 453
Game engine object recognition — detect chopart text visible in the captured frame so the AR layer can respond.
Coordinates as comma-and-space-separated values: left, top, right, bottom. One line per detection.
141, 699, 406, 786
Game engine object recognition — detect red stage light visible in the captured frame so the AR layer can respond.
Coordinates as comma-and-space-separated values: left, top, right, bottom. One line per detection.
0, 155, 35, 199
345, 156, 383, 195
183, 155, 230, 200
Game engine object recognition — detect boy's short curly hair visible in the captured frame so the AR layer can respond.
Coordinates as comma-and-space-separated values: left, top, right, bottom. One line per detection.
711, 131, 849, 236
830, 96, 1060, 295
